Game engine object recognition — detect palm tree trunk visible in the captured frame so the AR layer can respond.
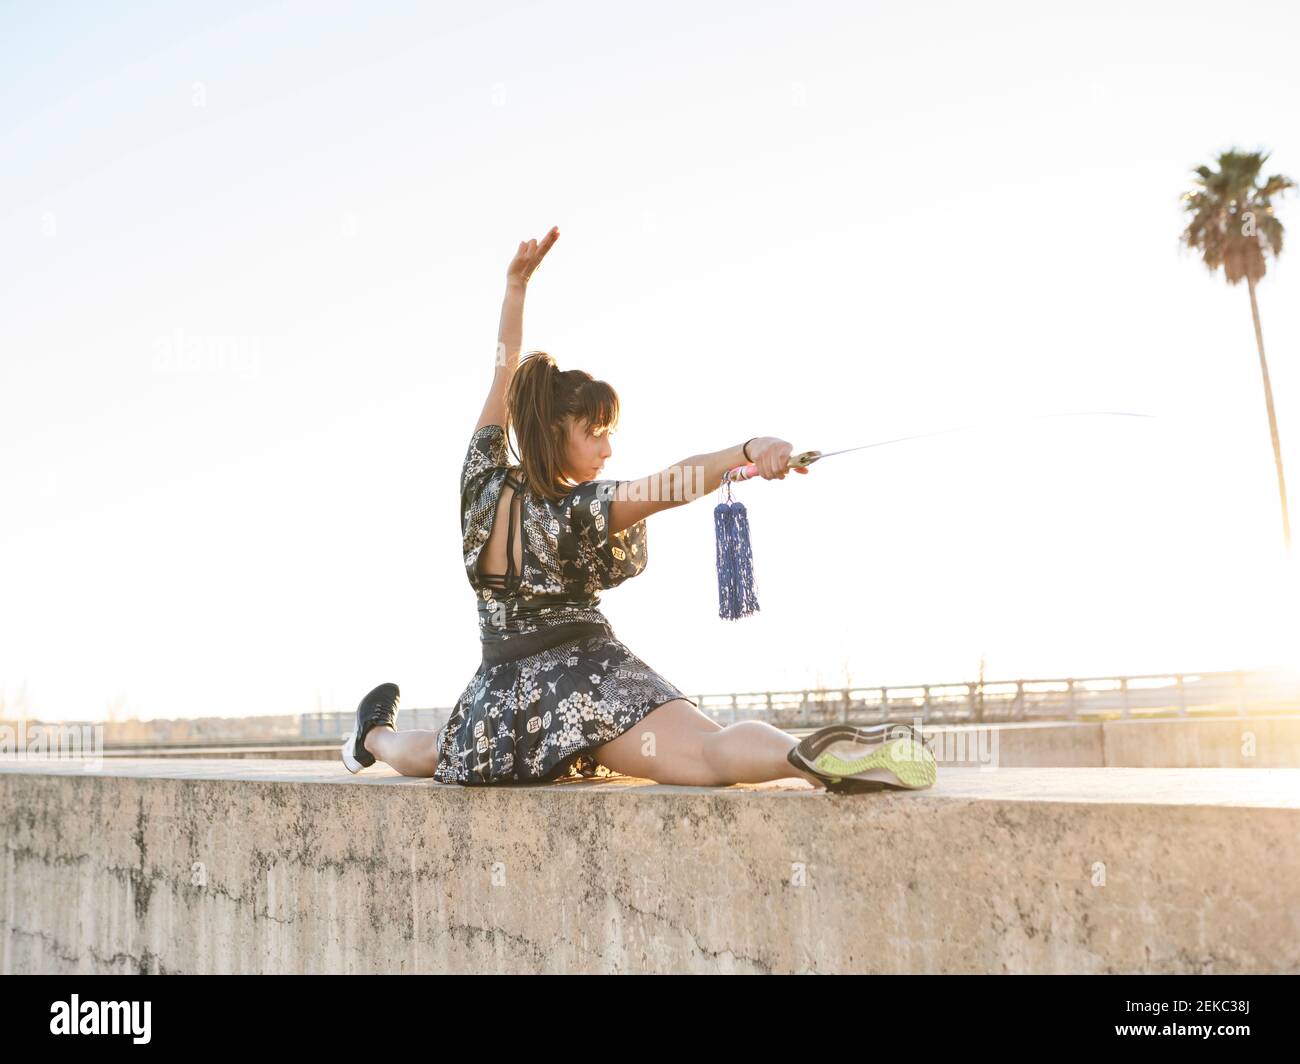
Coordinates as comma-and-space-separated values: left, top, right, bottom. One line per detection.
1247, 277, 1292, 553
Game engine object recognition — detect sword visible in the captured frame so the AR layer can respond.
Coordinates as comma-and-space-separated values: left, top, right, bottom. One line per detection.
721, 410, 1158, 483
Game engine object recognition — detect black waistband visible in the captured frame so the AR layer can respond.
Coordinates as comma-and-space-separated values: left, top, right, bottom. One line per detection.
481, 620, 611, 667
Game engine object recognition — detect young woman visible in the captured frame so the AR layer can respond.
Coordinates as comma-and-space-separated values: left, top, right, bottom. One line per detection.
342, 227, 937, 793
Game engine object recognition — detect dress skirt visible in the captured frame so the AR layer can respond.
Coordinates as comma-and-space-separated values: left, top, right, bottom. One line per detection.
431, 617, 698, 785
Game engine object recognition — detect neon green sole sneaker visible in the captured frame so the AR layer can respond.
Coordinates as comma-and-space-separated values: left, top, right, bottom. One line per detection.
790, 728, 938, 793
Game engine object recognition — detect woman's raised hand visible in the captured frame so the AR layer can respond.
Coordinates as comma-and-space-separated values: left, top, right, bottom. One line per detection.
747, 437, 811, 480
506, 226, 560, 286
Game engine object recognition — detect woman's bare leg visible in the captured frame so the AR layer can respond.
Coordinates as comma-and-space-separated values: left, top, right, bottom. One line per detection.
363, 725, 440, 777
361, 705, 827, 787
704, 720, 828, 788
592, 699, 826, 789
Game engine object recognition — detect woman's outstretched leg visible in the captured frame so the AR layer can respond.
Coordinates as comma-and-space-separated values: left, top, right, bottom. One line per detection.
592, 699, 826, 789
363, 725, 441, 777
703, 720, 827, 788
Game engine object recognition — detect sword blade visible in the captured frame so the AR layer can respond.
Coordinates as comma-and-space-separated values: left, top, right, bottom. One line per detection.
806, 410, 1156, 463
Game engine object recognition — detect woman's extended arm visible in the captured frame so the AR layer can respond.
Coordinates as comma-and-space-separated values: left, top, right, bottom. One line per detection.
474, 227, 560, 433
605, 436, 807, 535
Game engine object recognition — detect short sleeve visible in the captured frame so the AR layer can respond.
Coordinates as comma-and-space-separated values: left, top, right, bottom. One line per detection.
461, 425, 511, 565
462, 424, 510, 500
567, 479, 648, 591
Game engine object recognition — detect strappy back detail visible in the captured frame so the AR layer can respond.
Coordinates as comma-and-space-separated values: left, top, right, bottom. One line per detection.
476, 472, 525, 592
460, 424, 650, 643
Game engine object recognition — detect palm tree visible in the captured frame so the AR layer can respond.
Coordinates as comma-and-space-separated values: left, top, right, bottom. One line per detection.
1180, 148, 1295, 553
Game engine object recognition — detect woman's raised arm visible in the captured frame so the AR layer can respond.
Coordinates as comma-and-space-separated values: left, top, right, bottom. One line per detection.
474, 227, 560, 433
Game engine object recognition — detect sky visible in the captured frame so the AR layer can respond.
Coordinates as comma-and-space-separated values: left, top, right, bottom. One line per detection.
2, 0, 1299, 722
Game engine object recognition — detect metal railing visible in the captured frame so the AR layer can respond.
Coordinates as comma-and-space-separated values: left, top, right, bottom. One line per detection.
298, 666, 1299, 738
689, 667, 1300, 728
300, 706, 451, 739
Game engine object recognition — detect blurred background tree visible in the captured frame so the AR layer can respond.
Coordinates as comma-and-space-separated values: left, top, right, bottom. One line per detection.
1180, 148, 1296, 553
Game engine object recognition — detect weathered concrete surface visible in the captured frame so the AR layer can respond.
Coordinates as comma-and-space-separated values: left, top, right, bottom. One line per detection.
1, 758, 1297, 974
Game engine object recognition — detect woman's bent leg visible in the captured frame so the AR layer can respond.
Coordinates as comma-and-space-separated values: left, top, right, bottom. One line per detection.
363, 726, 441, 777
592, 700, 825, 789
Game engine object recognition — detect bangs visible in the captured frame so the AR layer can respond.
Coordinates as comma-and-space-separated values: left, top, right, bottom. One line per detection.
577, 383, 619, 433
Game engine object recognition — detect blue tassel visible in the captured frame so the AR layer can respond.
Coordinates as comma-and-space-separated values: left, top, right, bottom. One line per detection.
714, 498, 759, 619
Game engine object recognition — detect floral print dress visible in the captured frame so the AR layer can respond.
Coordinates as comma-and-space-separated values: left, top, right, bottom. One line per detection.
431, 423, 697, 785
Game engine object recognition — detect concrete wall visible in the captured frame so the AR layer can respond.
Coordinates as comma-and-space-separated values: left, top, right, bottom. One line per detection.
898, 716, 1300, 768
100, 745, 342, 761
2, 758, 1297, 974
1098, 716, 1300, 767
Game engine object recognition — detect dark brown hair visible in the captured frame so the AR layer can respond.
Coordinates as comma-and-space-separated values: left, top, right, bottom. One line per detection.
505, 351, 620, 505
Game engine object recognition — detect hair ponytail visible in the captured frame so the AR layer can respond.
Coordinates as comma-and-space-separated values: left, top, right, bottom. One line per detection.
506, 351, 620, 505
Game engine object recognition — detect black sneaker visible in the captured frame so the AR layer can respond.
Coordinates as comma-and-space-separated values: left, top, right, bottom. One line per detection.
787, 722, 937, 793
341, 682, 400, 773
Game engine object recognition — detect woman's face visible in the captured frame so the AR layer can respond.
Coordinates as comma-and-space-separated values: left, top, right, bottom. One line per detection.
562, 414, 614, 485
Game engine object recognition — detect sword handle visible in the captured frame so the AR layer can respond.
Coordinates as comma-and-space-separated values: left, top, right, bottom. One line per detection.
722, 449, 822, 483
